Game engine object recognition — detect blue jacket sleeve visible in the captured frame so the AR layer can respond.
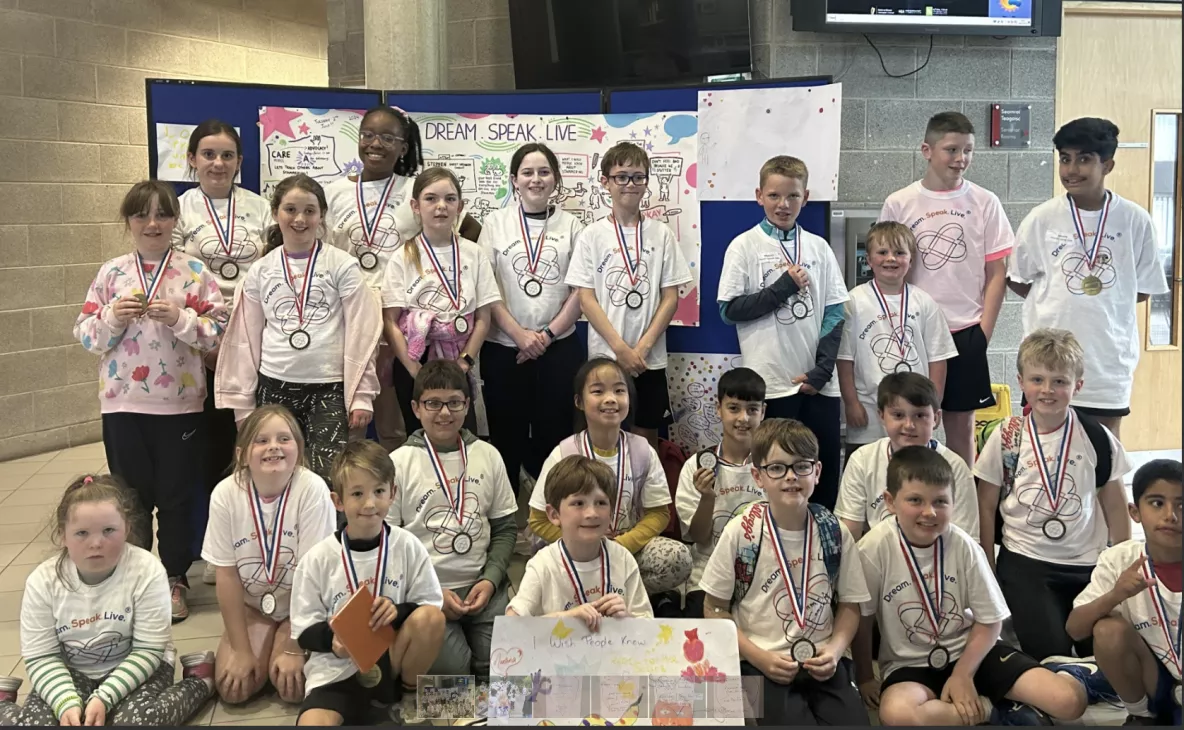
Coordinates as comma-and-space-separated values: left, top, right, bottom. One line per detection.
805, 303, 846, 391
718, 272, 801, 325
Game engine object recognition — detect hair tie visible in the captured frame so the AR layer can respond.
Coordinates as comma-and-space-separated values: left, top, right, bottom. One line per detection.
83, 476, 94, 485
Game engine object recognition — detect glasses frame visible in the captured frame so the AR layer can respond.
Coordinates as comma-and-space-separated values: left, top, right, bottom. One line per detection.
417, 398, 469, 413
756, 460, 818, 479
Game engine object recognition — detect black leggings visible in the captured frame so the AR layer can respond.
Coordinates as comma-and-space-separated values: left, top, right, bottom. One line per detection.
764, 393, 842, 510
481, 335, 584, 497
996, 546, 1094, 660
256, 374, 346, 485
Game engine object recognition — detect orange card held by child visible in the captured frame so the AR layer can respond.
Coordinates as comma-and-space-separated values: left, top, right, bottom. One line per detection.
329, 584, 396, 672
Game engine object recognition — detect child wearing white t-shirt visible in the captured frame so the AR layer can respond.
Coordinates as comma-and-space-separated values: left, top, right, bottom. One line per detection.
508, 455, 653, 622
717, 156, 849, 510
837, 222, 957, 447
1066, 459, 1182, 726
975, 329, 1131, 661
291, 440, 445, 726
1007, 118, 1170, 439
853, 447, 1096, 726
835, 373, 977, 542
0, 476, 213, 726
565, 142, 692, 448
386, 360, 518, 680
216, 174, 383, 484
200, 405, 336, 705
701, 419, 871, 726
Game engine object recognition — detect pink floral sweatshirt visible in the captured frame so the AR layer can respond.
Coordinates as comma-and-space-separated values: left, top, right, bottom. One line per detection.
73, 251, 228, 415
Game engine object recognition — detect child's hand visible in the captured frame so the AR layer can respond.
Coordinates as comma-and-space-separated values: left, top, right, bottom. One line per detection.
567, 603, 602, 632
403, 359, 422, 379
271, 652, 306, 702
612, 342, 647, 377
111, 297, 144, 324
940, 672, 984, 725
370, 595, 399, 629
1113, 554, 1152, 601
859, 679, 881, 709
83, 697, 106, 726
218, 648, 257, 699
145, 300, 181, 326
464, 580, 496, 613
331, 634, 350, 659
442, 589, 468, 620
349, 409, 372, 430
786, 264, 809, 290
801, 643, 838, 681
845, 401, 868, 429
692, 468, 716, 497
791, 374, 818, 395
60, 707, 83, 726
753, 648, 798, 685
593, 593, 627, 618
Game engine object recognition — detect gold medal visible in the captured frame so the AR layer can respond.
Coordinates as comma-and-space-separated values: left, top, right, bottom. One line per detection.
1081, 275, 1103, 296
356, 663, 382, 688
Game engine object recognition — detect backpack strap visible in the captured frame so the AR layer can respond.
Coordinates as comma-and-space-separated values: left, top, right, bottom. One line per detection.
1073, 408, 1114, 490
731, 501, 766, 608
623, 432, 651, 522
807, 503, 842, 587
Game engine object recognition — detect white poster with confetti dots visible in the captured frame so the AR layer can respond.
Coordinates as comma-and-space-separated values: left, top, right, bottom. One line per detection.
697, 84, 842, 202
411, 112, 701, 325
666, 353, 745, 453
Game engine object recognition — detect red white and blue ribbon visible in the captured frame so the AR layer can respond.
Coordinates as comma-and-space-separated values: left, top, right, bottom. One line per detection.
559, 538, 611, 605
356, 176, 397, 250
281, 241, 321, 330
611, 216, 642, 287
426, 436, 467, 526
135, 247, 174, 304
1067, 191, 1112, 270
1028, 410, 1075, 514
201, 190, 237, 259
420, 233, 462, 310
769, 221, 801, 266
340, 524, 390, 597
579, 431, 630, 531
764, 503, 813, 633
713, 443, 750, 467
517, 206, 548, 276
897, 520, 945, 641
1142, 553, 1182, 676
871, 280, 911, 361
249, 481, 291, 586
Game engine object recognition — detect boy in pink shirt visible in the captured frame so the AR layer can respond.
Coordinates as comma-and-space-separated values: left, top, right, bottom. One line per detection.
879, 112, 1014, 467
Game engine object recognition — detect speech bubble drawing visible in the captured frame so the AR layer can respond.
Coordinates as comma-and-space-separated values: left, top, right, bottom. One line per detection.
664, 114, 697, 144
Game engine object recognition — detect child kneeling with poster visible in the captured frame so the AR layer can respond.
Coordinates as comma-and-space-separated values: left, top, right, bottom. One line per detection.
700, 419, 871, 726
508, 455, 653, 624
291, 441, 445, 727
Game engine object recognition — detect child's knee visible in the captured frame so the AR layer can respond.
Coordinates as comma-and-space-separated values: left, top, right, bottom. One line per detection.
297, 709, 342, 726
405, 605, 446, 640
1092, 615, 1131, 652
876, 697, 917, 727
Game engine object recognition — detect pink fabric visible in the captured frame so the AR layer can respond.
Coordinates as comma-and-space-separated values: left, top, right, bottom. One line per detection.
399, 309, 473, 363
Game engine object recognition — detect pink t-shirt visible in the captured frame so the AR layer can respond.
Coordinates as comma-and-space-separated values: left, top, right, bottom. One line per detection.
879, 180, 1014, 331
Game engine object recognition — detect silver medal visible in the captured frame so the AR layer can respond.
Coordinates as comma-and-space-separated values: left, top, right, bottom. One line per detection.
790, 638, 816, 663
928, 645, 950, 670
523, 278, 543, 298
1042, 518, 1067, 541
260, 592, 277, 616
452, 532, 473, 555
289, 329, 311, 350
625, 290, 643, 310
894, 361, 913, 373
454, 315, 469, 334
696, 450, 719, 472
359, 251, 379, 271
220, 261, 239, 280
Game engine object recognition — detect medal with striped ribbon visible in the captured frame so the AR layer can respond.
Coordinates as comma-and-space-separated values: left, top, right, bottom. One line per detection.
558, 538, 611, 606
426, 436, 473, 555
1142, 553, 1182, 705
281, 241, 321, 350
201, 190, 240, 279
764, 503, 817, 662
871, 280, 912, 372
340, 523, 390, 597
355, 176, 397, 270
248, 480, 292, 616
611, 216, 644, 310
896, 520, 949, 669
1028, 411, 1075, 541
420, 233, 469, 334
133, 247, 174, 313
518, 206, 549, 298
579, 431, 631, 532
1067, 191, 1112, 296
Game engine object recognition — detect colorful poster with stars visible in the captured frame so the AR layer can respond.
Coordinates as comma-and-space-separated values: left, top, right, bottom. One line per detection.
697, 83, 842, 202
413, 111, 702, 325
258, 106, 366, 199
666, 353, 745, 453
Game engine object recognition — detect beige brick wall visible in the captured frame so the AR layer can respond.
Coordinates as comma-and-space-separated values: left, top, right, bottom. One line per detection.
447, 0, 514, 90
0, 0, 329, 460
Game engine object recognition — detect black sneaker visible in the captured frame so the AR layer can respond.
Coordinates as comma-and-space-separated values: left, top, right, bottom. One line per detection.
651, 590, 683, 618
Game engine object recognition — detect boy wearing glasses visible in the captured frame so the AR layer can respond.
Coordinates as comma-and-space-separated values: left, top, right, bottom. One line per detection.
700, 419, 871, 725
565, 141, 692, 447
717, 156, 849, 510
385, 359, 518, 680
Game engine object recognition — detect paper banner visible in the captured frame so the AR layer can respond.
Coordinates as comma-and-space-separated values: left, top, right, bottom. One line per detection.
154, 123, 243, 183
258, 107, 366, 199
666, 353, 745, 454
698, 83, 842, 201
413, 112, 702, 325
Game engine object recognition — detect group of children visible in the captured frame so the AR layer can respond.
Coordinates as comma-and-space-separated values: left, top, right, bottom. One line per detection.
0, 103, 1165, 726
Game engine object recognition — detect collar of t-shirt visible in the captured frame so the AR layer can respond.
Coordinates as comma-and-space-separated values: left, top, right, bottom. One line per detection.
759, 219, 796, 242
334, 528, 381, 551
522, 207, 554, 221
405, 428, 476, 452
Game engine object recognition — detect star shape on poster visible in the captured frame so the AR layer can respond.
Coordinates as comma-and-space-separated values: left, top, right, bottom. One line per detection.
646, 142, 654, 151
629, 131, 637, 139
298, 122, 310, 134
259, 107, 303, 139
590, 126, 607, 143
643, 126, 652, 137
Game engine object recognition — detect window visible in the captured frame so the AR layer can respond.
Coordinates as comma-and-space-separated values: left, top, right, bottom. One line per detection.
1148, 111, 1182, 347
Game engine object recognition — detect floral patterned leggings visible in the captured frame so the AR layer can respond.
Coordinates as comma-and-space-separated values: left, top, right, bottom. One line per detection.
257, 373, 347, 485
0, 663, 211, 726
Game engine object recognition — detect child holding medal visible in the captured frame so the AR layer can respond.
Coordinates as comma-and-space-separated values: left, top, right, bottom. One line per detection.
386, 360, 519, 679
1068, 459, 1182, 726
216, 174, 383, 485
1007, 118, 1170, 439
565, 141, 692, 448
508, 455, 653, 623
291, 440, 446, 727
74, 181, 227, 622
837, 222, 956, 450
853, 446, 1095, 726
975, 329, 1131, 661
700, 419, 870, 726
478, 143, 586, 504
201, 406, 336, 706
380, 167, 501, 436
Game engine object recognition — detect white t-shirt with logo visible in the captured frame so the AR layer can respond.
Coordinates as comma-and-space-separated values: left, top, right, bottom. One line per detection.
200, 468, 337, 621
1074, 539, 1181, 683
387, 439, 519, 591
837, 283, 958, 442
478, 206, 583, 348
564, 217, 691, 370
290, 527, 444, 693
506, 539, 653, 618
243, 243, 365, 383
175, 186, 272, 302
21, 544, 172, 679
529, 438, 672, 534
380, 236, 501, 317
1008, 193, 1169, 409
717, 225, 850, 398
674, 456, 764, 589
325, 176, 417, 293
974, 416, 1130, 566
857, 517, 1010, 680
835, 438, 979, 541
699, 511, 870, 653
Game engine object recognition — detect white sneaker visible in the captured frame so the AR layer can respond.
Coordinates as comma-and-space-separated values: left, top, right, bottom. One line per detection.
513, 528, 534, 557
389, 693, 423, 725
202, 562, 216, 585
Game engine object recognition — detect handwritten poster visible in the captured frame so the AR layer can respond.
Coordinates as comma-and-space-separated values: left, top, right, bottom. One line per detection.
258, 107, 366, 198
412, 112, 702, 325
154, 123, 243, 183
698, 84, 843, 202
666, 353, 745, 453
488, 617, 743, 725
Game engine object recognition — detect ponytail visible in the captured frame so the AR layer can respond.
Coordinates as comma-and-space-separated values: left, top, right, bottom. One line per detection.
263, 224, 284, 256
265, 174, 328, 255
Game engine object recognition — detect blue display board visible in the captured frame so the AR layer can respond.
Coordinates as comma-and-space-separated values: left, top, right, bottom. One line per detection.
385, 89, 604, 115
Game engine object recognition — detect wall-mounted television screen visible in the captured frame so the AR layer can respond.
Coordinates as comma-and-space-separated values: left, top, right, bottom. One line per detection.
793, 0, 1062, 37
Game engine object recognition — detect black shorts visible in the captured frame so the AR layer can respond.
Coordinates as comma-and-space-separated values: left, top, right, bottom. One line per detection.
1021, 394, 1131, 419
632, 367, 673, 429
943, 324, 994, 413
298, 655, 398, 724
880, 642, 1041, 702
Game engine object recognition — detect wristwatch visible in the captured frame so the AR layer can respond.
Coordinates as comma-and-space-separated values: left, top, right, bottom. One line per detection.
541, 326, 557, 341
461, 353, 475, 368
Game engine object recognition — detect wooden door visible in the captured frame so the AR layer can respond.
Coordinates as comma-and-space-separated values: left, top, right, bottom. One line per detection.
1056, 2, 1183, 450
